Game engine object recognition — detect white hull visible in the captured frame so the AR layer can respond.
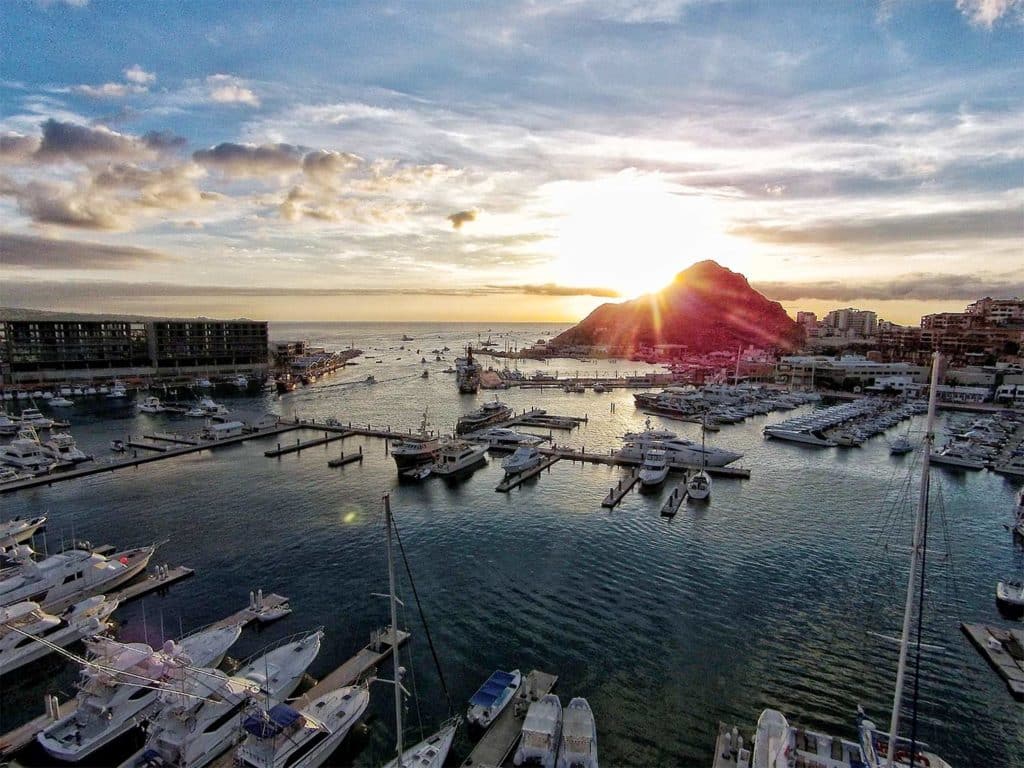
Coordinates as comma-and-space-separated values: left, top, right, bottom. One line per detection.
0, 515, 47, 548
763, 428, 836, 447
0, 596, 118, 677
383, 720, 457, 768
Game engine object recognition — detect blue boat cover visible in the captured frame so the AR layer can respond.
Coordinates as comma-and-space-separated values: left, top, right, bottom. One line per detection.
469, 670, 516, 707
243, 705, 301, 739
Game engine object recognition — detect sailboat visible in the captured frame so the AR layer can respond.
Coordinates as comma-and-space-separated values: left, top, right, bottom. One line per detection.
741, 353, 952, 768
686, 412, 712, 501
381, 495, 459, 768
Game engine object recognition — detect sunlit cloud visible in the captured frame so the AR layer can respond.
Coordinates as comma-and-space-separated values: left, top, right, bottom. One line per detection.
206, 74, 260, 107
0, 232, 177, 269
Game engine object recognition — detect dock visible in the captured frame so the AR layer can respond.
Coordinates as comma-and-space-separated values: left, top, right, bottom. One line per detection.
961, 622, 1024, 700
144, 432, 199, 446
461, 669, 558, 768
601, 470, 640, 508
328, 446, 364, 467
495, 456, 561, 492
207, 591, 290, 630
660, 481, 689, 517
711, 722, 752, 768
107, 564, 195, 604
127, 440, 168, 452
264, 431, 352, 457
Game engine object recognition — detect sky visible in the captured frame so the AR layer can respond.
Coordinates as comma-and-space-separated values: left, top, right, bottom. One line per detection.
1, 0, 1021, 323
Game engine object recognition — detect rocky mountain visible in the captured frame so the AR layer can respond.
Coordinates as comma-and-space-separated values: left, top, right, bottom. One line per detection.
550, 260, 804, 352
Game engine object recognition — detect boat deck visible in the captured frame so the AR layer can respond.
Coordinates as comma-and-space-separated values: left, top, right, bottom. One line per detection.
461, 669, 558, 768
962, 622, 1024, 700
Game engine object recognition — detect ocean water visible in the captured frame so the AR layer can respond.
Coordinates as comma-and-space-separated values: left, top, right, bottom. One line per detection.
2, 322, 1021, 767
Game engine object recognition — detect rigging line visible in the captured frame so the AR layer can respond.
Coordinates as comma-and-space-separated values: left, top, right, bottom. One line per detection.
390, 511, 454, 716
908, 467, 931, 764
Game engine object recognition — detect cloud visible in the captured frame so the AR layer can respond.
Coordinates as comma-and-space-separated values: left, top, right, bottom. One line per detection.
72, 83, 147, 99
33, 118, 153, 162
491, 283, 621, 297
206, 74, 260, 107
956, 0, 1024, 27
123, 65, 156, 85
731, 207, 1023, 246
193, 141, 304, 177
1, 178, 124, 229
141, 130, 187, 151
753, 271, 1024, 302
0, 132, 41, 161
301, 149, 362, 187
447, 209, 477, 229
0, 232, 175, 269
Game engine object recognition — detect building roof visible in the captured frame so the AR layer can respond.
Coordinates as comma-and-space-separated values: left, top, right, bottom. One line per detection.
0, 307, 265, 323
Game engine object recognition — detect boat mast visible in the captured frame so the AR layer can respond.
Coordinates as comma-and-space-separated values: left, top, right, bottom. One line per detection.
886, 351, 941, 768
384, 494, 404, 766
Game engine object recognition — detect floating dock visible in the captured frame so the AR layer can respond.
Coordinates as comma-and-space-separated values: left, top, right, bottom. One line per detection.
107, 564, 195, 604
601, 471, 639, 508
711, 722, 752, 768
495, 456, 561, 492
328, 446, 364, 467
660, 482, 689, 517
144, 432, 199, 446
126, 440, 168, 452
462, 669, 558, 768
264, 431, 352, 457
961, 622, 1024, 700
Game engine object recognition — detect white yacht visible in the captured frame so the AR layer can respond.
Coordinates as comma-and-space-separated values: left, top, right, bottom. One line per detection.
762, 425, 837, 447
0, 412, 19, 435
18, 407, 55, 429
107, 381, 128, 398
234, 685, 370, 768
50, 396, 75, 407
502, 446, 545, 476
466, 669, 522, 729
456, 400, 513, 434
186, 397, 230, 418
996, 580, 1024, 617
622, 419, 677, 442
0, 515, 47, 548
41, 432, 91, 466
38, 624, 244, 763
0, 544, 155, 611
0, 430, 57, 473
686, 470, 711, 500
0, 595, 119, 677
638, 449, 669, 487
556, 698, 597, 768
0, 466, 35, 484
929, 444, 986, 470
234, 375, 250, 389
138, 396, 166, 414
514, 693, 562, 768
477, 428, 546, 449
431, 439, 488, 476
617, 434, 743, 467
194, 378, 212, 388
124, 629, 323, 768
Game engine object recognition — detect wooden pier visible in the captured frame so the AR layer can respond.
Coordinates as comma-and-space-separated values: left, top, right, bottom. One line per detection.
264, 431, 352, 457
461, 669, 558, 768
601, 470, 639, 508
108, 565, 195, 604
660, 481, 689, 517
328, 446, 363, 467
962, 622, 1024, 700
495, 456, 561, 492
127, 440, 168, 452
144, 432, 199, 446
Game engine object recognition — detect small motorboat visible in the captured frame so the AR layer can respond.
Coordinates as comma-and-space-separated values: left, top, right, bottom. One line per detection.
557, 697, 597, 768
401, 465, 432, 481
466, 669, 522, 730
421, 370, 429, 379
890, 434, 913, 455
502, 447, 544, 476
514, 694, 562, 768
996, 580, 1024, 618
110, 439, 126, 453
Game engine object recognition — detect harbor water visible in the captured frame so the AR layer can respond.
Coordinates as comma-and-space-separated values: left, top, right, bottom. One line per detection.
2, 322, 1021, 767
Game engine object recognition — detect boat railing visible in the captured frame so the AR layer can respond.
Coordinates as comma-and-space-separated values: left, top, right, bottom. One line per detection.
236, 627, 324, 667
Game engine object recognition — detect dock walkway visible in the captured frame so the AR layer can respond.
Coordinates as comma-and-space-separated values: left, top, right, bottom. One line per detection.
601, 470, 639, 508
264, 431, 352, 457
495, 456, 560, 492
962, 622, 1024, 700
462, 669, 558, 768
660, 481, 689, 517
107, 565, 194, 604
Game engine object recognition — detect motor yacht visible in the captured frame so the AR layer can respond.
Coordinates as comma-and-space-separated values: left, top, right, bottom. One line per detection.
0, 412, 19, 435
502, 447, 545, 476
622, 419, 677, 442
41, 432, 91, 466
431, 439, 488, 476
234, 375, 250, 389
477, 428, 546, 449
0, 543, 155, 611
456, 400, 512, 434
0, 466, 35, 484
390, 412, 439, 470
107, 381, 128, 398
556, 698, 597, 768
17, 407, 54, 429
762, 426, 837, 447
929, 444, 986, 470
467, 669, 522, 730
0, 515, 47, 548
124, 629, 323, 768
0, 429, 57, 473
617, 436, 743, 467
138, 396, 166, 414
186, 397, 230, 418
0, 595, 119, 677
50, 396, 75, 408
37, 624, 244, 762
638, 449, 669, 487
514, 694, 562, 768
234, 685, 370, 768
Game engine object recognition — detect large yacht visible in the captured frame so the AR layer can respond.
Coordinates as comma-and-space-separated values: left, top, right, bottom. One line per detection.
456, 400, 512, 434
0, 515, 47, 548
617, 434, 743, 467
432, 439, 488, 476
762, 425, 837, 447
501, 446, 545, 476
455, 348, 481, 393
0, 544, 155, 611
0, 412, 20, 435
0, 429, 57, 473
40, 432, 91, 466
124, 629, 323, 768
37, 624, 244, 763
390, 412, 440, 470
234, 685, 370, 768
0, 595, 119, 677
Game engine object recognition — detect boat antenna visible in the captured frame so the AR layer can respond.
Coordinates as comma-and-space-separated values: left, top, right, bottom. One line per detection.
886, 351, 940, 768
390, 508, 454, 715
384, 494, 404, 766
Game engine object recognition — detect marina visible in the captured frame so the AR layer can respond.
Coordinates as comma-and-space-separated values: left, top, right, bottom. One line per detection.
961, 623, 1024, 700
461, 669, 558, 768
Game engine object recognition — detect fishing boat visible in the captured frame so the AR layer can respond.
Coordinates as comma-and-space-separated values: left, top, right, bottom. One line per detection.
514, 694, 562, 768
234, 686, 370, 768
556, 698, 597, 768
502, 447, 544, 476
0, 515, 47, 548
638, 449, 669, 487
37, 624, 244, 762
0, 595, 119, 677
466, 669, 522, 730
17, 407, 55, 429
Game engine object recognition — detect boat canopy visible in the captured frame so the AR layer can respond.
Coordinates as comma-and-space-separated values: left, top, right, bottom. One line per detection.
470, 670, 517, 707
243, 704, 302, 738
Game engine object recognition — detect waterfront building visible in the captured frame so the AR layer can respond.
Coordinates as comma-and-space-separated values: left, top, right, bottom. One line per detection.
775, 355, 928, 389
0, 310, 268, 385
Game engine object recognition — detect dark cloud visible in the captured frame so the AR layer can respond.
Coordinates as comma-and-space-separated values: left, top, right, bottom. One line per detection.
0, 232, 176, 269
448, 209, 477, 229
193, 142, 305, 177
493, 283, 620, 297
753, 272, 1024, 302
142, 130, 188, 151
35, 118, 148, 162
732, 207, 1023, 246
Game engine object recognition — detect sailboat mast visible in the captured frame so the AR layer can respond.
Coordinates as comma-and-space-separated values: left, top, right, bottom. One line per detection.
384, 494, 404, 766
886, 351, 941, 768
